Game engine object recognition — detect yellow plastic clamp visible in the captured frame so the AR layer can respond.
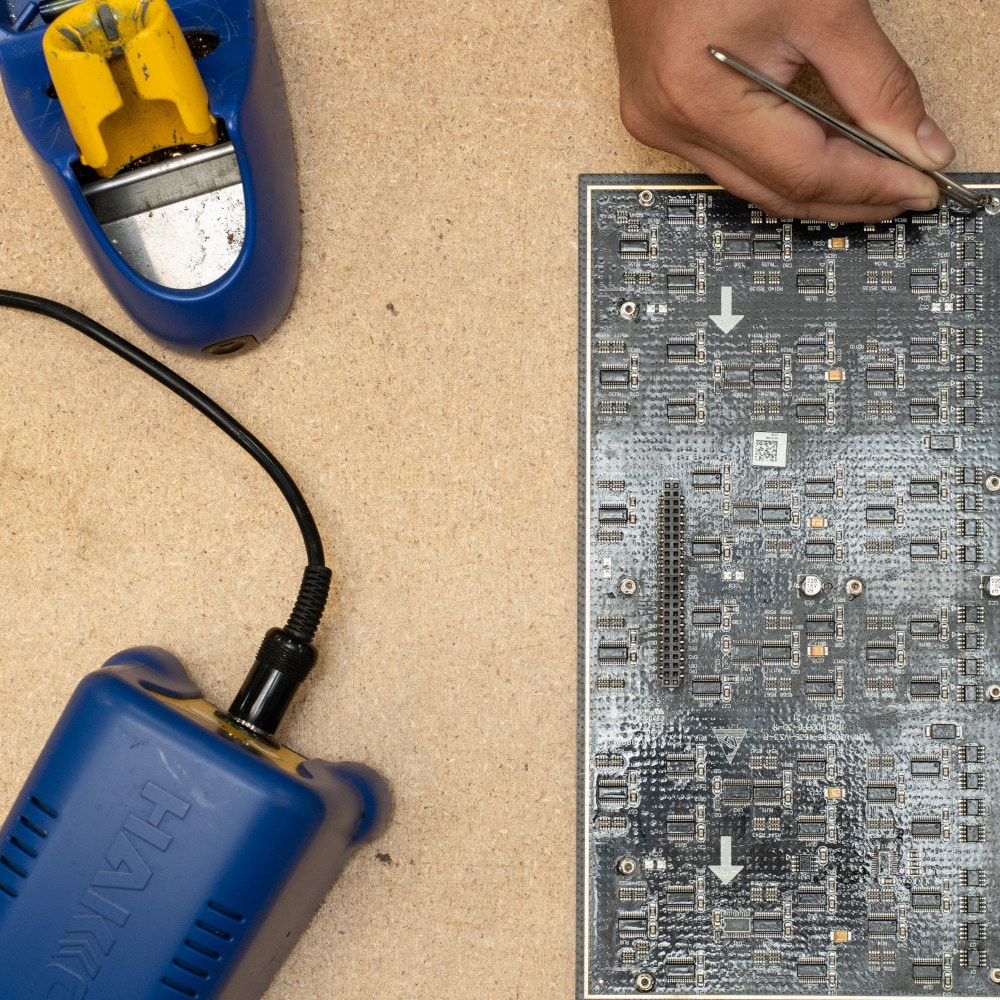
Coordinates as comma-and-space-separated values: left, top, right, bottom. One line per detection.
44, 0, 217, 178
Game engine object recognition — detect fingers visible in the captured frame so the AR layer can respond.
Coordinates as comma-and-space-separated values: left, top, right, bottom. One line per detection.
787, 2, 955, 171
607, 0, 954, 221
680, 88, 942, 219
688, 141, 935, 223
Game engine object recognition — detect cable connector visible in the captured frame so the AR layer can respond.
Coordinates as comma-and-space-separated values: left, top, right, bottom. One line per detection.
226, 627, 316, 738
226, 565, 333, 738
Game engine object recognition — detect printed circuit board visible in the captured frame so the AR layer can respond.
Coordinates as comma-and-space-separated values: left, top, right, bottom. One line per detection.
579, 176, 1000, 999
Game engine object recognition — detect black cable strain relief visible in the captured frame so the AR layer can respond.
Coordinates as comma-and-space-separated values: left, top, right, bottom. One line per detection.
256, 626, 317, 684
285, 564, 332, 643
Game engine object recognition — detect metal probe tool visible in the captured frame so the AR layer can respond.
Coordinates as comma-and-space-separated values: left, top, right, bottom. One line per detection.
709, 46, 997, 213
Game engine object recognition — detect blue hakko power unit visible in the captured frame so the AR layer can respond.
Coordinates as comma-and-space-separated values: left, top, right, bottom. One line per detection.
0, 647, 390, 1000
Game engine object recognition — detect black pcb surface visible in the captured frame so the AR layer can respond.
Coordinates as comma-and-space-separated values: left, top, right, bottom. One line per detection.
578, 176, 1000, 999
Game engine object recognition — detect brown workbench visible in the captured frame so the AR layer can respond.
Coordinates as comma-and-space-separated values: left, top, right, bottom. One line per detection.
0, 2, 995, 997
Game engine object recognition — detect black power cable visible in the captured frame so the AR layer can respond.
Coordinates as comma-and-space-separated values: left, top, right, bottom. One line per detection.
0, 288, 330, 738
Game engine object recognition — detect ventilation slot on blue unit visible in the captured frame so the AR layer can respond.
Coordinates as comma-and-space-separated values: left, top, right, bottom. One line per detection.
0, 795, 59, 899
161, 979, 198, 998
161, 900, 246, 997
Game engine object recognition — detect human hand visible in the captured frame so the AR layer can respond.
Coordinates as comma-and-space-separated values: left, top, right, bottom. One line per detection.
608, 0, 956, 221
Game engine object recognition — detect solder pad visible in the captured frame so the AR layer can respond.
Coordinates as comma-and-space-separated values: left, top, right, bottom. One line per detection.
578, 176, 1000, 999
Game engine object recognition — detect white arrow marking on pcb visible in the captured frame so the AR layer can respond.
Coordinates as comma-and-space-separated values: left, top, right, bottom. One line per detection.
709, 836, 745, 885
710, 285, 744, 333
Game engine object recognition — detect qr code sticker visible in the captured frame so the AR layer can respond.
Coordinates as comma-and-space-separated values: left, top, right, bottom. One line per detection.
751, 431, 788, 468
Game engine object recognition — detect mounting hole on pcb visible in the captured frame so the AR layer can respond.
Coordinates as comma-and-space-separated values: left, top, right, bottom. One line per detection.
635, 972, 655, 992
619, 300, 638, 321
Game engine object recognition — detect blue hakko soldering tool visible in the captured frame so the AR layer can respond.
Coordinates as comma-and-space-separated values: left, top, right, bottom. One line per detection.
0, 290, 391, 999
0, 0, 300, 356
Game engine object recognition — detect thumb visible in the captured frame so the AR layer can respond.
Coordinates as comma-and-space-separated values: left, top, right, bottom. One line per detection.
792, 4, 955, 171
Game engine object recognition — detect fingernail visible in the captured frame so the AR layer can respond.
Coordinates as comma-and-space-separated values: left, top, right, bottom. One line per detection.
898, 195, 939, 212
916, 114, 955, 168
